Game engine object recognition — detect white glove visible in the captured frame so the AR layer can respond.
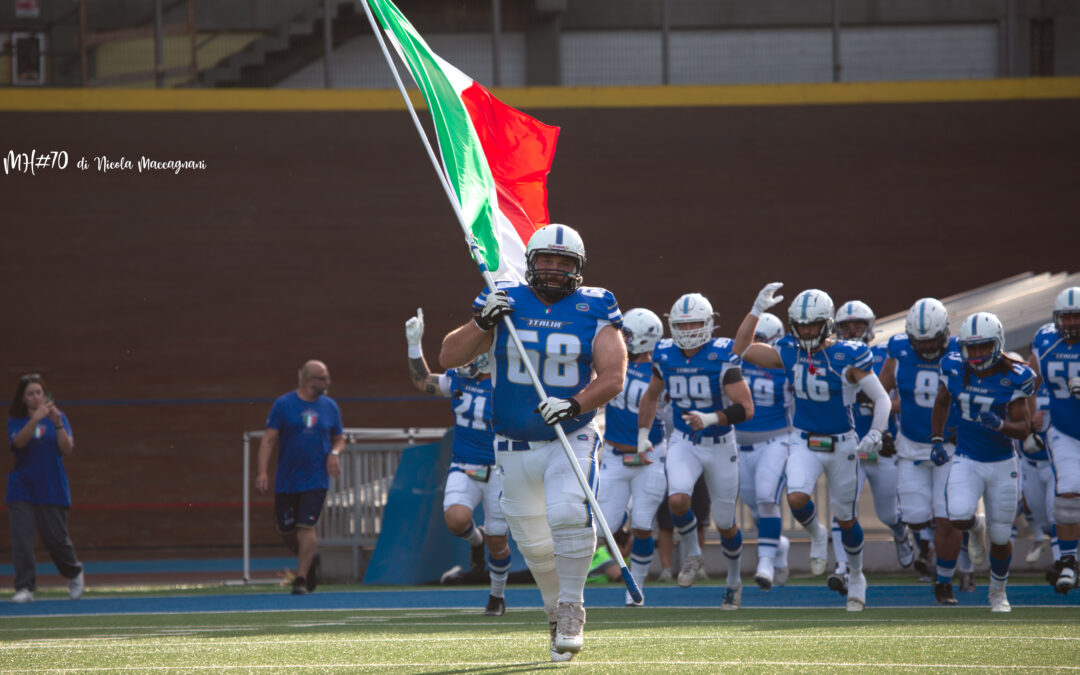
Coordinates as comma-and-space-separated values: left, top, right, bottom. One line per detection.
751, 282, 784, 317
405, 308, 424, 345
637, 427, 653, 454
856, 429, 883, 456
534, 396, 581, 426
1069, 376, 1080, 399
683, 410, 720, 430
475, 290, 512, 331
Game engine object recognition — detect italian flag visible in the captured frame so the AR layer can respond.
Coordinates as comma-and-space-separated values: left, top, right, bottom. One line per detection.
368, 0, 560, 282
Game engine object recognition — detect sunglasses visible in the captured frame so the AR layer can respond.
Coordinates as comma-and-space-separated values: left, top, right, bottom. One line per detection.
20, 374, 41, 382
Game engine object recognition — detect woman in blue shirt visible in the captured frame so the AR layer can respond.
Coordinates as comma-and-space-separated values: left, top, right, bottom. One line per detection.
7, 374, 84, 603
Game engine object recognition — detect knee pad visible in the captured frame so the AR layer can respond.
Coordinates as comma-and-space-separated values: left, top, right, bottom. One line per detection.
551, 525, 596, 559
1055, 495, 1080, 525
508, 515, 554, 570
758, 502, 781, 519
548, 501, 590, 530
988, 521, 1013, 546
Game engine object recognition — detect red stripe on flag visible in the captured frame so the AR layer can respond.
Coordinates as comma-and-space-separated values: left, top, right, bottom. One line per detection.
460, 82, 560, 246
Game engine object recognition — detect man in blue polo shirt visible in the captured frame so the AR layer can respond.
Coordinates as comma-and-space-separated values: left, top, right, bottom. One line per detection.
256, 360, 344, 595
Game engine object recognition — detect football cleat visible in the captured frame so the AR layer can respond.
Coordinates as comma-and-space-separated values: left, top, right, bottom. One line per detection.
958, 571, 976, 592
967, 515, 988, 567
1055, 556, 1077, 595
483, 594, 506, 616
809, 524, 829, 576
827, 566, 849, 598
440, 565, 465, 585
546, 607, 574, 662
846, 572, 867, 612
553, 602, 586, 655
934, 582, 958, 606
1026, 539, 1048, 564
721, 585, 742, 611
754, 556, 774, 591
68, 571, 85, 600
774, 565, 790, 587
989, 584, 1011, 613
677, 555, 705, 588
895, 529, 915, 568
656, 568, 674, 583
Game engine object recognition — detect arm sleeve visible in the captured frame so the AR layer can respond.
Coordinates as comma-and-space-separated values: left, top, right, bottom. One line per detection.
859, 372, 892, 434
437, 373, 454, 397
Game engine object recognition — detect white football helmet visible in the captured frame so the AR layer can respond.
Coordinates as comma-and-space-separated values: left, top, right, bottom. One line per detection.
905, 298, 950, 361
668, 293, 716, 350
958, 312, 1005, 372
459, 352, 491, 379
1053, 286, 1080, 340
835, 300, 876, 342
754, 312, 785, 346
622, 308, 664, 356
788, 289, 834, 350
525, 224, 586, 301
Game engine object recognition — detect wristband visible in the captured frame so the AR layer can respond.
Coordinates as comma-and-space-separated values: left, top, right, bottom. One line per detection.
331, 449, 341, 456
407, 344, 422, 359
719, 403, 748, 425
931, 435, 944, 443
637, 427, 651, 447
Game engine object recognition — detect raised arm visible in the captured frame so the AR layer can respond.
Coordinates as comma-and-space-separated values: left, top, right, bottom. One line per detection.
733, 282, 785, 356
405, 308, 446, 396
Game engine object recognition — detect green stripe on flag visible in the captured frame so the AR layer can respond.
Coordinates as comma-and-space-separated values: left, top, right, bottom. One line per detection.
368, 0, 502, 273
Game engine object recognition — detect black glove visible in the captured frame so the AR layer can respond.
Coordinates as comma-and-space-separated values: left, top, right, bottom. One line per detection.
474, 290, 512, 331
879, 430, 897, 458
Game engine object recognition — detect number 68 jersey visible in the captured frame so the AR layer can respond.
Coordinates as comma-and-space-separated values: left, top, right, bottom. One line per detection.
939, 352, 1036, 462
775, 334, 872, 435
473, 280, 623, 441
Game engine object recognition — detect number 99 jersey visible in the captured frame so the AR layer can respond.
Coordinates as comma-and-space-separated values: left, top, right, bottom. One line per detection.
939, 352, 1036, 462
776, 335, 872, 435
887, 334, 960, 444
473, 280, 623, 441
652, 336, 741, 440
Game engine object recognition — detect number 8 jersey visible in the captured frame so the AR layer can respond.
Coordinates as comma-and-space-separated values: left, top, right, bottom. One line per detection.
776, 334, 872, 435
473, 280, 623, 441
887, 334, 960, 444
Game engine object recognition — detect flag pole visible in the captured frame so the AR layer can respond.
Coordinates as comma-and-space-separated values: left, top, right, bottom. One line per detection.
360, 0, 642, 603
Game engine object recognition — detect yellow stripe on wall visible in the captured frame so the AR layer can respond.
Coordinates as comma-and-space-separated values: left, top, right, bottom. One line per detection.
1, 77, 1078, 112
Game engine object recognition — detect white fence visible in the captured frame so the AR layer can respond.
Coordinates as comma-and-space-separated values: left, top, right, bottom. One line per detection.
239, 427, 448, 583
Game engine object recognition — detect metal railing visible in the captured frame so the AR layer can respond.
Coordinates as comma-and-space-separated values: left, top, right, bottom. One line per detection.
239, 426, 447, 583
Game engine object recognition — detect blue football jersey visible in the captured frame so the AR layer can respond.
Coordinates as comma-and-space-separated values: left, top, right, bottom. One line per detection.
735, 360, 791, 434
473, 281, 622, 441
652, 337, 741, 439
1024, 383, 1051, 461
605, 359, 664, 447
777, 335, 872, 435
940, 352, 1036, 462
888, 335, 961, 444
1032, 322, 1080, 439
441, 370, 495, 465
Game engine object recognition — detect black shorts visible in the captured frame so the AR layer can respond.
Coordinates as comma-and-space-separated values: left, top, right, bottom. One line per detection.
274, 489, 328, 533
655, 475, 711, 530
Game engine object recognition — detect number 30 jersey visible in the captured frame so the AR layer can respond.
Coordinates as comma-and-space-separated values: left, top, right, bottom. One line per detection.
887, 334, 960, 444
776, 335, 872, 435
439, 370, 495, 465
605, 359, 665, 447
939, 352, 1036, 462
652, 337, 741, 440
473, 281, 623, 441
1031, 322, 1080, 439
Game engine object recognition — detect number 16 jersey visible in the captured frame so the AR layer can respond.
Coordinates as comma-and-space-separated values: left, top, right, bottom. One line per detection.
776, 335, 872, 435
